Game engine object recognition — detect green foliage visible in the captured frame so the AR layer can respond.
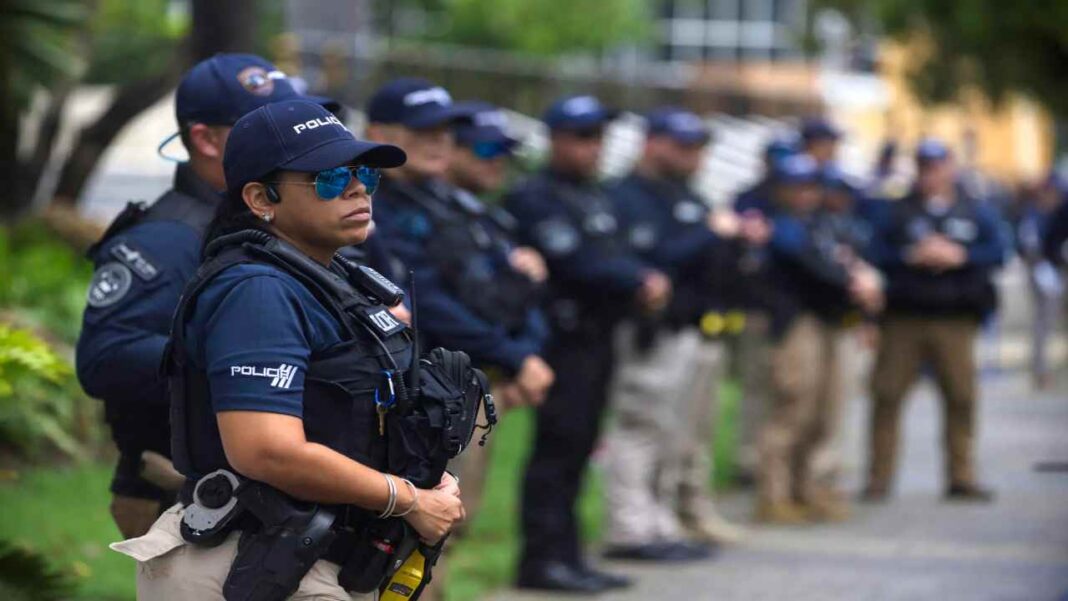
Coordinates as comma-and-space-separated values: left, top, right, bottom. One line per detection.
0, 540, 76, 601
408, 0, 651, 56
83, 0, 188, 84
0, 324, 91, 459
0, 0, 89, 114
0, 222, 94, 343
0, 464, 133, 601
818, 0, 1068, 116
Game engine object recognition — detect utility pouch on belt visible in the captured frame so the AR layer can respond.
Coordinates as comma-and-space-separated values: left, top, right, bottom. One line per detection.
221, 481, 336, 601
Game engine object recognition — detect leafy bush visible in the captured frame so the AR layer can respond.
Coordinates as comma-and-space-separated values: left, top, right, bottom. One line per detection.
0, 324, 96, 459
0, 222, 93, 343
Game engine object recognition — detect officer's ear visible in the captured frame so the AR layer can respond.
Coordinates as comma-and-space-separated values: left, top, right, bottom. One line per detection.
242, 182, 276, 218
187, 123, 231, 161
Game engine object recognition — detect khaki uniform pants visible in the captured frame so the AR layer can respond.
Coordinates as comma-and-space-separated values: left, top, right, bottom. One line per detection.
868, 315, 979, 490
112, 504, 376, 600
736, 313, 773, 478
604, 325, 723, 545
758, 315, 844, 504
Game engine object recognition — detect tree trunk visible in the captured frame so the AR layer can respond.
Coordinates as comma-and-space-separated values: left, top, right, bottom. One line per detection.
49, 0, 259, 209
50, 66, 183, 206
25, 83, 74, 197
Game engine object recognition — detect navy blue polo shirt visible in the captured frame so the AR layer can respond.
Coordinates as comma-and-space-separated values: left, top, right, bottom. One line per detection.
184, 263, 344, 417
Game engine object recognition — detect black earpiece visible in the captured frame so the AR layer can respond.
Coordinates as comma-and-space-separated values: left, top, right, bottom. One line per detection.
265, 184, 281, 204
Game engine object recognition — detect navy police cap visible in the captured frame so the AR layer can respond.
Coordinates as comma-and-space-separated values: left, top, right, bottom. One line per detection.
453, 101, 519, 148
915, 138, 952, 164
776, 154, 821, 184
644, 106, 711, 145
176, 53, 339, 127
543, 95, 619, 131
224, 100, 405, 198
800, 117, 842, 142
366, 78, 471, 129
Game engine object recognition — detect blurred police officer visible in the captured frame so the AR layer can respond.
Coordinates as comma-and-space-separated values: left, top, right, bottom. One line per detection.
865, 139, 1005, 502
76, 53, 337, 539
757, 155, 883, 524
506, 95, 670, 592
365, 79, 554, 417
440, 100, 550, 522
1019, 173, 1066, 389
604, 107, 749, 558
733, 137, 796, 484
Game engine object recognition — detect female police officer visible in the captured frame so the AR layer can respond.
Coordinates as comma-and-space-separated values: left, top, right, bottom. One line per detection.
112, 99, 465, 600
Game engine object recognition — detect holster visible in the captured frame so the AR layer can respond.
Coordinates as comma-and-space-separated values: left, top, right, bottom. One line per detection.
221, 482, 337, 601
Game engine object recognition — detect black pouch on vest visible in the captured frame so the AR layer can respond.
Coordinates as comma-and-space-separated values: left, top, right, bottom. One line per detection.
335, 518, 407, 593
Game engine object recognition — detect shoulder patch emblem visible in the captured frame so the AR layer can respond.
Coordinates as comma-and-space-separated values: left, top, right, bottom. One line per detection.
110, 242, 160, 281
534, 219, 580, 257
628, 224, 658, 250
673, 200, 706, 224
87, 262, 133, 308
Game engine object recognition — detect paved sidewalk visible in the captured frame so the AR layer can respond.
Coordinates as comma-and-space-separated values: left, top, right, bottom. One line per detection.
490, 371, 1068, 601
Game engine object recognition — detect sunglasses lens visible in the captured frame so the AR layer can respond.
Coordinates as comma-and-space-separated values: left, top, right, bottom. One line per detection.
355, 166, 381, 196
315, 166, 351, 200
472, 141, 507, 160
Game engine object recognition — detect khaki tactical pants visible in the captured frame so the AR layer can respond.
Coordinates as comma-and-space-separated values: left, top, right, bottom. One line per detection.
757, 315, 844, 504
736, 313, 773, 479
868, 315, 980, 491
112, 504, 376, 600
604, 325, 723, 545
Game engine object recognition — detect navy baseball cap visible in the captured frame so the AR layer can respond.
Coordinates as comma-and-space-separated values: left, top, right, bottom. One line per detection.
176, 53, 339, 127
453, 101, 519, 148
543, 95, 619, 131
644, 106, 711, 145
915, 138, 952, 164
776, 154, 821, 185
366, 78, 470, 129
224, 100, 406, 198
765, 136, 798, 162
800, 117, 842, 142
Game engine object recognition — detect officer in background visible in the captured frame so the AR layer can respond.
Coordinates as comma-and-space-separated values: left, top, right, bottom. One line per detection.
732, 136, 795, 486
1018, 172, 1066, 389
75, 53, 337, 539
865, 139, 1005, 502
506, 95, 671, 593
603, 107, 751, 560
442, 100, 550, 519
757, 154, 883, 524
364, 78, 554, 415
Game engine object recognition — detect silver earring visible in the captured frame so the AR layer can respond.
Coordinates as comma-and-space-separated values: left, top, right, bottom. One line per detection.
262, 213, 273, 223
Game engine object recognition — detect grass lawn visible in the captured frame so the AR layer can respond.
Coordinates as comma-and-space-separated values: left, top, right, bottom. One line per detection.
0, 463, 134, 601
0, 382, 740, 601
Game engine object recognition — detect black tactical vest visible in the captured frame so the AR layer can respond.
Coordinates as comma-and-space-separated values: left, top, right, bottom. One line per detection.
884, 195, 997, 317
166, 231, 413, 481
384, 179, 539, 332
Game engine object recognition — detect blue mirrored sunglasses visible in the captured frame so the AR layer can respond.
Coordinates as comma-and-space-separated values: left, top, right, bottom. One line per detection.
314, 165, 381, 199
471, 141, 511, 160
